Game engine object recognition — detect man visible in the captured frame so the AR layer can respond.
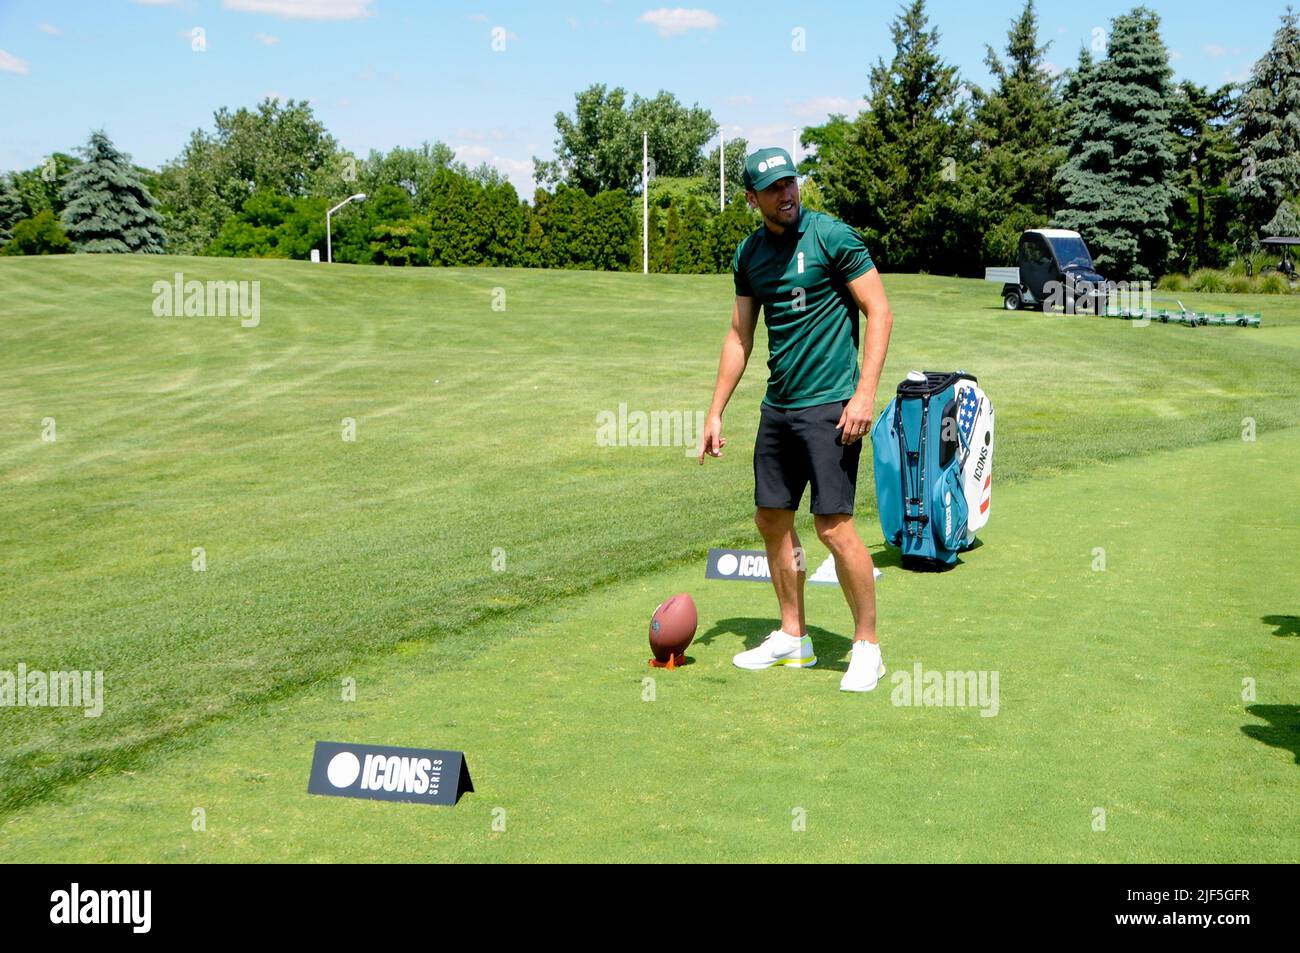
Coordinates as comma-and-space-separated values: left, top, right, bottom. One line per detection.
699, 146, 893, 693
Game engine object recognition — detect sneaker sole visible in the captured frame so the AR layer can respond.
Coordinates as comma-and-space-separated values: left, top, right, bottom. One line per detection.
839, 662, 887, 693
733, 655, 817, 670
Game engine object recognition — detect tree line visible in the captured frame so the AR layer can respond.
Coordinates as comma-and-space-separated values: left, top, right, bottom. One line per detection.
1, 0, 1297, 281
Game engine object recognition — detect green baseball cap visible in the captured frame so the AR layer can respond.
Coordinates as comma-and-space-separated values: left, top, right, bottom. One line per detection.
742, 146, 798, 191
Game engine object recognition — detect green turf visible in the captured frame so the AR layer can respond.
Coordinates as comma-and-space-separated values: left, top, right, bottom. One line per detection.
1, 255, 1297, 861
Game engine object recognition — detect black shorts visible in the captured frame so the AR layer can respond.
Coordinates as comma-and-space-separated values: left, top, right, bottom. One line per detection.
753, 399, 862, 515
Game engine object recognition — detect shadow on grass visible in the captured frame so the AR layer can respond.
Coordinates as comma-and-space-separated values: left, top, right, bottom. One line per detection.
695, 617, 856, 671
1242, 705, 1300, 764
870, 546, 904, 570
869, 539, 980, 572
1261, 614, 1300, 637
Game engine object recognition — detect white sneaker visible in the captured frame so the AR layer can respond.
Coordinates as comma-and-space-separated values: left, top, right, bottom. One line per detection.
839, 640, 886, 692
732, 630, 817, 669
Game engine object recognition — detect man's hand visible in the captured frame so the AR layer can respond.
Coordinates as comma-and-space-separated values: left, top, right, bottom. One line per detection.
836, 393, 873, 445
699, 413, 727, 464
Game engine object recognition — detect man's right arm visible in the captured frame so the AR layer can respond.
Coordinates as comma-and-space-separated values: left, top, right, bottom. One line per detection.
699, 295, 759, 464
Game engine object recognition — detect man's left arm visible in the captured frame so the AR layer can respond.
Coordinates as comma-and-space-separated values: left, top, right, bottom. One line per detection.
836, 267, 893, 444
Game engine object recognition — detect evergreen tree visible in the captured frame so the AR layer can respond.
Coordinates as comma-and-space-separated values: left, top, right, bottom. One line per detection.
427, 169, 487, 266
806, 0, 974, 272
59, 130, 166, 253
1053, 8, 1176, 280
0, 174, 23, 247
481, 180, 525, 266
971, 0, 1065, 263
1231, 8, 1300, 239
1059, 46, 1094, 112
542, 185, 593, 268
659, 202, 682, 273
522, 189, 554, 268
586, 190, 634, 271
1168, 80, 1237, 269
1263, 200, 1300, 237
671, 199, 711, 273
709, 196, 759, 271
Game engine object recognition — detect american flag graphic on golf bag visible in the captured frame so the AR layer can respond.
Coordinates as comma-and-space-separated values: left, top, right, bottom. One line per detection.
954, 380, 993, 536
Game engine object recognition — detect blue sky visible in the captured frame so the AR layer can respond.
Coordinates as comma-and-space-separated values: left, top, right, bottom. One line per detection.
0, 0, 1288, 196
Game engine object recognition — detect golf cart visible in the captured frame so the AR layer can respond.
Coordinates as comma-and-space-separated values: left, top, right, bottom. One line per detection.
985, 228, 1107, 312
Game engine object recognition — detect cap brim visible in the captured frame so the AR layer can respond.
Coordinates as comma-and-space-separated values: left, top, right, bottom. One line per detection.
749, 169, 799, 191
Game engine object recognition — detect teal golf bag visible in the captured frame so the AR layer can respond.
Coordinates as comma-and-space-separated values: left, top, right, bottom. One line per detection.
871, 371, 994, 569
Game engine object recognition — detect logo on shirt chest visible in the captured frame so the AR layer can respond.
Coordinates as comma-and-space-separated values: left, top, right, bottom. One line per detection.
750, 246, 823, 308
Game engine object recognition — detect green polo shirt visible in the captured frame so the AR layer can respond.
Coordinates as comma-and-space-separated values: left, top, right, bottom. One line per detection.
732, 208, 875, 410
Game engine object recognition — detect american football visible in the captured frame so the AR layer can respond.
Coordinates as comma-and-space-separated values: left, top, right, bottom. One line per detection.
648, 593, 698, 664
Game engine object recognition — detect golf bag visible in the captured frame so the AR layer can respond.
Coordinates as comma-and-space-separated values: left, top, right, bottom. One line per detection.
871, 371, 994, 569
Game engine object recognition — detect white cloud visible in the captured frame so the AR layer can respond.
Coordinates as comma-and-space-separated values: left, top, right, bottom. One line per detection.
1042, 60, 1062, 77
1204, 43, 1226, 57
638, 8, 720, 38
725, 94, 754, 107
1169, 48, 1183, 62
222, 0, 376, 21
37, 23, 61, 35
0, 49, 31, 74
134, 0, 181, 6
739, 123, 798, 150
466, 13, 489, 22
254, 32, 280, 45
455, 144, 535, 196
788, 96, 865, 119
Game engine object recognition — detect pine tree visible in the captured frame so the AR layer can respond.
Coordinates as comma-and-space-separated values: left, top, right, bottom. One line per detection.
1263, 200, 1300, 237
1053, 8, 1177, 280
0, 174, 23, 247
708, 196, 757, 272
1059, 46, 1094, 112
1232, 8, 1300, 239
809, 0, 972, 271
659, 202, 682, 274
971, 0, 1065, 263
59, 131, 166, 253
1168, 81, 1237, 269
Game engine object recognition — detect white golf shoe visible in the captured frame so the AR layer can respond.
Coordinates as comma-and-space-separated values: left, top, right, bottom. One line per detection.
732, 630, 817, 670
839, 640, 886, 692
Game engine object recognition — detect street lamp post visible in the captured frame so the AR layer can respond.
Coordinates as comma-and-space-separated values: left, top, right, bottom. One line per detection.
326, 193, 366, 263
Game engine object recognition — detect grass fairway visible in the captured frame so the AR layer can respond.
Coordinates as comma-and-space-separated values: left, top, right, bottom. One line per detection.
1, 254, 1298, 862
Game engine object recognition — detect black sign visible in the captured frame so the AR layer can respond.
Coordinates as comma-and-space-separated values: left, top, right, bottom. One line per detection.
307, 741, 473, 806
705, 547, 855, 586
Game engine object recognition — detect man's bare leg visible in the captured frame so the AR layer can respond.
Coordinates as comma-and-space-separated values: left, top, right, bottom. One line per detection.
754, 507, 805, 635
814, 513, 877, 643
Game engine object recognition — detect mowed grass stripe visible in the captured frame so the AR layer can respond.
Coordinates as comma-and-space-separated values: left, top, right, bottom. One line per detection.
0, 425, 1295, 862
0, 254, 1297, 816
